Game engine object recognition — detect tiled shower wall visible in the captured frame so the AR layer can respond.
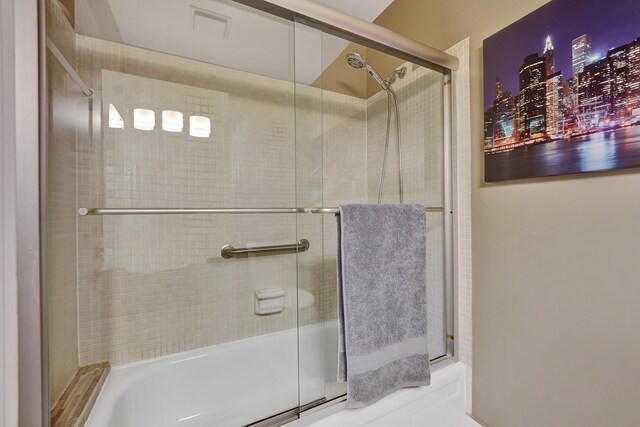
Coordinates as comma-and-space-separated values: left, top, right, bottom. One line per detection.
75, 36, 368, 366
74, 34, 447, 369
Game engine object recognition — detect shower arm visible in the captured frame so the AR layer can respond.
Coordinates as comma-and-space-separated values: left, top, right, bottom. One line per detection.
385, 67, 407, 86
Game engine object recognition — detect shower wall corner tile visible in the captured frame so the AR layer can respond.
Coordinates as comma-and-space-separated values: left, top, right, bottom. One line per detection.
447, 38, 473, 370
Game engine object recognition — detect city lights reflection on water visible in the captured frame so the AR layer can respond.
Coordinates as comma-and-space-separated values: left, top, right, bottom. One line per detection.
575, 130, 616, 172
485, 126, 640, 181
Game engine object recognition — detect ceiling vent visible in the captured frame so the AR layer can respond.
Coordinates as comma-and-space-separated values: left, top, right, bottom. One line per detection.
191, 6, 231, 40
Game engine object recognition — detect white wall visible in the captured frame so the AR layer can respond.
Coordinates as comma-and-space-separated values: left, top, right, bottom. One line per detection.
16, 0, 44, 419
1, 0, 21, 424
2, 0, 42, 425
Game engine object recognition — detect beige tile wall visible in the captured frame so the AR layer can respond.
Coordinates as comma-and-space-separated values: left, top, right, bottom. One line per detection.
319, 87, 369, 329
74, 32, 446, 371
46, 0, 80, 406
75, 36, 369, 366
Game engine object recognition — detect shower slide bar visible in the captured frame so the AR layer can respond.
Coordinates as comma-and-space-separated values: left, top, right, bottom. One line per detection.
221, 239, 310, 259
46, 37, 94, 97
78, 207, 445, 216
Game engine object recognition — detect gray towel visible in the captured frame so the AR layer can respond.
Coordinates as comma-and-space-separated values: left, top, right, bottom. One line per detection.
337, 204, 430, 408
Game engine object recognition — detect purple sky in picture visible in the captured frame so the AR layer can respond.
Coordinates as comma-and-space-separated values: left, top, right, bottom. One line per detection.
483, 0, 640, 110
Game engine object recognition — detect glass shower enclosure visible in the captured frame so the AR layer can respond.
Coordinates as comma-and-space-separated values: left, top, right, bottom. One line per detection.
44, 0, 454, 425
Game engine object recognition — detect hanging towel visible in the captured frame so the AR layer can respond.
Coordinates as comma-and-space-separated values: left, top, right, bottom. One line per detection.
337, 204, 430, 408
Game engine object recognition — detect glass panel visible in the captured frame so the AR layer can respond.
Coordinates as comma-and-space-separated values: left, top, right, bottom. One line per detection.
427, 211, 447, 358
46, 38, 87, 408
293, 23, 448, 408
364, 59, 447, 361
315, 33, 371, 402
72, 1, 300, 425
294, 22, 327, 407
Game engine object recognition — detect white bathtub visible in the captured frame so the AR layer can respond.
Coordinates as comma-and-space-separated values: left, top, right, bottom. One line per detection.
87, 323, 477, 427
87, 323, 332, 427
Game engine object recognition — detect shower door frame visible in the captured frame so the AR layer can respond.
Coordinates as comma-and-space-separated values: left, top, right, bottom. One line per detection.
231, 0, 459, 72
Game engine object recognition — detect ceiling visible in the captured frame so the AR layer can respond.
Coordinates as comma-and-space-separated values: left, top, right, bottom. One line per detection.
75, 0, 394, 84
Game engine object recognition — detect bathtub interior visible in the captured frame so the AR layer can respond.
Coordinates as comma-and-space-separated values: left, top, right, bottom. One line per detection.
87, 323, 335, 427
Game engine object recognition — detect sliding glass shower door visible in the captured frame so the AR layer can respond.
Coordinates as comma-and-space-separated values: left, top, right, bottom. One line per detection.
293, 18, 449, 414
47, 0, 450, 425
69, 2, 305, 425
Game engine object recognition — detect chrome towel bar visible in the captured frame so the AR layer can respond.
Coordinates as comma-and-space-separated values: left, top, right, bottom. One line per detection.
78, 207, 445, 216
221, 239, 310, 259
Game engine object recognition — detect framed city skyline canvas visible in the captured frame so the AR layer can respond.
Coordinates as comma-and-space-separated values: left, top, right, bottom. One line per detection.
483, 0, 640, 181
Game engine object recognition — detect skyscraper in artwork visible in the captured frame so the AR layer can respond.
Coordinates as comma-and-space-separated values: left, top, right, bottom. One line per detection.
608, 44, 629, 120
493, 78, 516, 146
546, 72, 562, 137
544, 35, 555, 76
626, 38, 640, 114
578, 58, 613, 129
518, 53, 547, 140
572, 34, 592, 76
543, 35, 562, 137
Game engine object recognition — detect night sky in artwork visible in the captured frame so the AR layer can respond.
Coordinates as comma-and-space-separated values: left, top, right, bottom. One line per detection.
483, 0, 640, 109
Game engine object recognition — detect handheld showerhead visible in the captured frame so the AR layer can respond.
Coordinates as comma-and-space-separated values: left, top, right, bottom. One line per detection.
346, 52, 388, 90
346, 52, 366, 69
346, 54, 404, 203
